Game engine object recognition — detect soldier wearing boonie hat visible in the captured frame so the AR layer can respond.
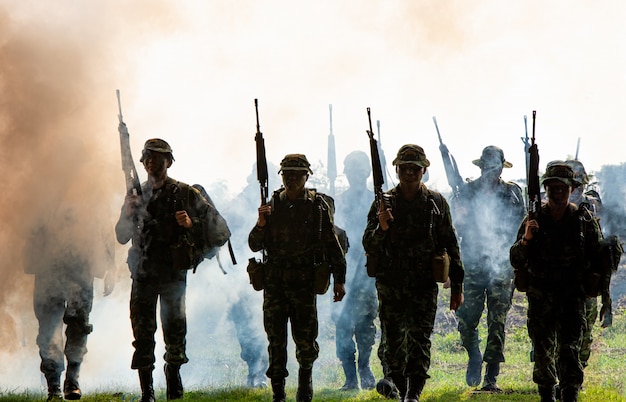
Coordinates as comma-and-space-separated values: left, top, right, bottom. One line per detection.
453, 144, 525, 392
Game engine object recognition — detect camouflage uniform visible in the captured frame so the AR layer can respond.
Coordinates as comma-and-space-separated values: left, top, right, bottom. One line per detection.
453, 146, 525, 389
363, 145, 464, 401
116, 139, 211, 401
248, 154, 346, 402
333, 151, 378, 390
24, 205, 115, 401
510, 164, 603, 401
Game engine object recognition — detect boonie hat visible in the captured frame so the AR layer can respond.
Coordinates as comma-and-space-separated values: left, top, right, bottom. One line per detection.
392, 144, 430, 168
472, 146, 512, 169
278, 154, 313, 174
563, 159, 590, 185
541, 163, 582, 188
140, 138, 174, 161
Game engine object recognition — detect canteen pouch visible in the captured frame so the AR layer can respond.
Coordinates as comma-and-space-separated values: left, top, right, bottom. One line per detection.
431, 250, 450, 283
171, 235, 196, 270
247, 258, 265, 291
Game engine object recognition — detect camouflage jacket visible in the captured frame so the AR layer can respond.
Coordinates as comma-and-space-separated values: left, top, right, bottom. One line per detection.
453, 177, 525, 267
510, 202, 603, 294
248, 188, 346, 284
362, 183, 464, 294
115, 177, 211, 273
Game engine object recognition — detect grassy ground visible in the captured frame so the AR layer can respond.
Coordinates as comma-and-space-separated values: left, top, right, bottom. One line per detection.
3, 290, 626, 401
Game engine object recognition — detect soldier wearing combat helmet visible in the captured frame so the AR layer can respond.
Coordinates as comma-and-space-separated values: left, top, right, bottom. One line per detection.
511, 163, 603, 401
363, 144, 464, 402
249, 153, 346, 402
116, 138, 212, 402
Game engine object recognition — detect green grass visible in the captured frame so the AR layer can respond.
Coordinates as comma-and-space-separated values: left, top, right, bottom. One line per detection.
3, 293, 626, 401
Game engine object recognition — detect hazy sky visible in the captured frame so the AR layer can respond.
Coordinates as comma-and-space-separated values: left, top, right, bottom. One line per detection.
1, 0, 625, 392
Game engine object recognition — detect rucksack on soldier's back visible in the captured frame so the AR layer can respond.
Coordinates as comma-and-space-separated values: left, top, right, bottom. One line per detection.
192, 184, 234, 264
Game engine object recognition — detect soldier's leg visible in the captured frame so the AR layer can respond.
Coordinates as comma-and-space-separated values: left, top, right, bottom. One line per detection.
34, 274, 65, 400
481, 278, 514, 391
404, 283, 437, 400
556, 297, 585, 398
263, 284, 290, 402
355, 293, 378, 390
528, 295, 559, 392
376, 280, 407, 398
160, 278, 189, 400
290, 287, 318, 402
130, 280, 159, 370
62, 276, 94, 400
455, 278, 486, 386
579, 297, 597, 368
335, 304, 358, 390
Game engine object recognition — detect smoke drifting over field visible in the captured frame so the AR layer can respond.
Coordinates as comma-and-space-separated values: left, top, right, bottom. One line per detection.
1, 0, 626, 395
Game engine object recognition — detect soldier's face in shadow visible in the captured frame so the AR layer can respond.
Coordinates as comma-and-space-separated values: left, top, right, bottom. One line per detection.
282, 171, 308, 192
397, 164, 425, 185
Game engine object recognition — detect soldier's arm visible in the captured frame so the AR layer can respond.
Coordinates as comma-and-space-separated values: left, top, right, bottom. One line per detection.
439, 196, 464, 295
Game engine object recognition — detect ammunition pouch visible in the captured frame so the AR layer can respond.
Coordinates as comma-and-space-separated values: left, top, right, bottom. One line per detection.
431, 250, 450, 283
313, 261, 331, 295
170, 234, 200, 271
365, 253, 379, 278
247, 258, 265, 291
514, 267, 529, 292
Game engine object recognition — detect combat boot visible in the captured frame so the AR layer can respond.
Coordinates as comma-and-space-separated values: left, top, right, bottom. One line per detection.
63, 362, 82, 400
376, 377, 400, 400
358, 358, 376, 390
296, 367, 313, 402
480, 362, 502, 392
164, 363, 184, 400
138, 369, 155, 402
405, 375, 425, 402
560, 385, 579, 402
538, 384, 556, 402
339, 360, 359, 390
465, 346, 483, 387
270, 378, 286, 402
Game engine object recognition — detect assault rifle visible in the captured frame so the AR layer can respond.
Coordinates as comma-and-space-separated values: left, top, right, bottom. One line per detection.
116, 89, 142, 197
527, 111, 540, 221
376, 119, 390, 190
366, 107, 385, 209
327, 104, 337, 198
433, 116, 464, 198
254, 98, 269, 205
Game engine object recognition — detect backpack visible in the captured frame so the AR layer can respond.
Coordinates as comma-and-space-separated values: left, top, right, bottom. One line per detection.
192, 184, 236, 270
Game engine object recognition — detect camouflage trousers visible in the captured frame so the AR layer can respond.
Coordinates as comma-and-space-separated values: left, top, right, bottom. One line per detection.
527, 289, 585, 390
579, 297, 598, 367
455, 270, 514, 363
376, 271, 438, 379
263, 273, 319, 380
130, 276, 189, 370
334, 282, 378, 366
34, 272, 94, 380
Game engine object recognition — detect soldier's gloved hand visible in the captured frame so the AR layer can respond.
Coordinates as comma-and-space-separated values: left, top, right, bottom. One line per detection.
600, 303, 613, 328
124, 194, 141, 217
118, 121, 129, 135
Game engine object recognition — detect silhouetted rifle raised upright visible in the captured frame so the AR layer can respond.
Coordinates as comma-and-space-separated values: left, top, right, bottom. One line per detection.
366, 107, 385, 210
327, 104, 337, 198
255, 98, 269, 205
116, 89, 142, 197
527, 111, 540, 223
433, 116, 464, 199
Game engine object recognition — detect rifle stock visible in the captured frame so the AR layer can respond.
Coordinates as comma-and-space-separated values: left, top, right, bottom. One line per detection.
433, 116, 464, 198
254, 99, 269, 205
116, 89, 142, 197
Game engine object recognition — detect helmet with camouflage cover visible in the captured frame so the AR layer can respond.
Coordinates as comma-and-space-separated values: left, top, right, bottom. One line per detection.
392, 144, 430, 168
278, 153, 313, 174
541, 163, 582, 188
140, 138, 175, 162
